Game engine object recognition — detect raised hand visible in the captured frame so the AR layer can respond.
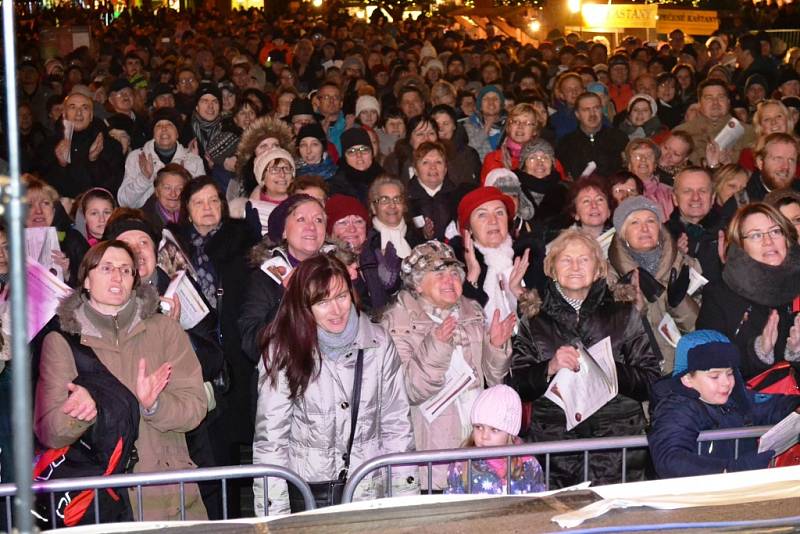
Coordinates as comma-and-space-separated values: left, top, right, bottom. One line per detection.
88, 133, 104, 162
433, 315, 457, 343
488, 309, 516, 348
138, 151, 155, 179
422, 217, 435, 240
717, 229, 727, 264
55, 139, 71, 166
758, 310, 780, 358
136, 358, 171, 411
786, 314, 800, 355
677, 233, 689, 255
547, 345, 581, 377
463, 232, 481, 286
62, 382, 97, 421
508, 249, 530, 298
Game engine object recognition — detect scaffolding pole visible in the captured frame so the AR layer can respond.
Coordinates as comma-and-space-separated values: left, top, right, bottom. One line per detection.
2, 0, 33, 532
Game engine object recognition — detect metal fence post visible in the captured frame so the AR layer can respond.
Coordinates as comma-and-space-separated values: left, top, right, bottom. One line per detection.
1, 1, 33, 532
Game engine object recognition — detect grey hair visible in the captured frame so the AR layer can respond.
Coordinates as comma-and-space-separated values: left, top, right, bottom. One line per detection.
405, 264, 466, 294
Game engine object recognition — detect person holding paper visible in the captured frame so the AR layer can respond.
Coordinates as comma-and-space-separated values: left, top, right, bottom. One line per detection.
382, 241, 514, 491
697, 203, 800, 379
608, 196, 701, 374
104, 211, 225, 519
24, 175, 88, 287
507, 228, 660, 489
672, 79, 755, 165
648, 330, 800, 479
253, 254, 416, 515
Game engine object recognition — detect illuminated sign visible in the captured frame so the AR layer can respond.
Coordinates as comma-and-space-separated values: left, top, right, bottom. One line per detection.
582, 4, 658, 29
657, 9, 719, 35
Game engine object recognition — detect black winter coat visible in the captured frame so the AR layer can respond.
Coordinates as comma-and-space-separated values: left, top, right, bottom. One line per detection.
664, 208, 724, 284
406, 176, 466, 242
555, 126, 628, 180
648, 371, 800, 479
173, 219, 260, 445
505, 278, 660, 488
38, 118, 125, 198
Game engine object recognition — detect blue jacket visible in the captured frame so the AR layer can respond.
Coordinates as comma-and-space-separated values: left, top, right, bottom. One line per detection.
648, 372, 800, 479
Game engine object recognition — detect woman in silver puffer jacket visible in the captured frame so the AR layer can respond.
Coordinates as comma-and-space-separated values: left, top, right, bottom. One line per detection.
253, 253, 417, 516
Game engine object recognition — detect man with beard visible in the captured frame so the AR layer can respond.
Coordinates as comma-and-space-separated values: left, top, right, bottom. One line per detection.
665, 167, 724, 282
673, 79, 755, 164
721, 132, 799, 222
39, 91, 125, 198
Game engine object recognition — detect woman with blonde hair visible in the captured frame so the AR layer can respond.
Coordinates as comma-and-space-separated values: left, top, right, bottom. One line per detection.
737, 100, 798, 174
480, 103, 539, 183
507, 228, 659, 488
712, 164, 750, 207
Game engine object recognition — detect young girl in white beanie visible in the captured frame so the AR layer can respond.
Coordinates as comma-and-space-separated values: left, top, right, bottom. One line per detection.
445, 385, 545, 494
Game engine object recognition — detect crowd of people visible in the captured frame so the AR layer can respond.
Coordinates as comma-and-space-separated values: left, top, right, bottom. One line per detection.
2, 4, 800, 524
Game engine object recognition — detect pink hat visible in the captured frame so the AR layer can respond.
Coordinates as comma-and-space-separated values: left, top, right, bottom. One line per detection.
253, 147, 295, 186
457, 186, 516, 232
470, 385, 522, 436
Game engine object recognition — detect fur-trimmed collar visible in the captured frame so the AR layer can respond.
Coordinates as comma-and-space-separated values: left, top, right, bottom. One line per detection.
57, 284, 160, 337
234, 116, 295, 176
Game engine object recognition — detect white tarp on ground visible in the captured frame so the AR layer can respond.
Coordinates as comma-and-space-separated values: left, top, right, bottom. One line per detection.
552, 464, 800, 528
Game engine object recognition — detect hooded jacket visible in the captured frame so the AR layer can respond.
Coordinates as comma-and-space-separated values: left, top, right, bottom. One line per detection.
228, 116, 295, 201
34, 285, 207, 521
506, 278, 660, 488
648, 369, 800, 479
253, 312, 416, 515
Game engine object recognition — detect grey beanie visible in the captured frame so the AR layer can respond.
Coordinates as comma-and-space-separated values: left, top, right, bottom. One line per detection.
613, 196, 662, 235
519, 139, 555, 170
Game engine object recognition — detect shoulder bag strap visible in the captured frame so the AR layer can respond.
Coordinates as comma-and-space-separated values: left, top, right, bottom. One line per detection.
340, 348, 364, 478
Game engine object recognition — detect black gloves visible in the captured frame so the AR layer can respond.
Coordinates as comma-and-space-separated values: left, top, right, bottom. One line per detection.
667, 264, 691, 308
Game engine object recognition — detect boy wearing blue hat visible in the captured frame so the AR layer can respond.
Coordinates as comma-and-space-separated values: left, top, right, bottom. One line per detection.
648, 330, 800, 479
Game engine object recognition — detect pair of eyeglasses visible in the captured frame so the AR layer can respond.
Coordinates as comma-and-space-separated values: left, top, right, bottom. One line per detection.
268, 166, 293, 175
612, 187, 637, 195
509, 119, 535, 128
742, 227, 784, 242
96, 263, 135, 277
375, 196, 403, 206
346, 146, 371, 156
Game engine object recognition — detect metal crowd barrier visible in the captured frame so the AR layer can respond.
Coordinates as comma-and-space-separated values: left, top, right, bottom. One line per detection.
0, 464, 314, 531
341, 425, 772, 502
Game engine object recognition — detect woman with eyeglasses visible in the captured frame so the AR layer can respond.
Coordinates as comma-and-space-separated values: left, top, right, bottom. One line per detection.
328, 127, 384, 205
697, 203, 800, 379
34, 240, 208, 521
514, 139, 569, 226
246, 147, 296, 228
367, 175, 425, 260
626, 138, 674, 221
480, 103, 539, 183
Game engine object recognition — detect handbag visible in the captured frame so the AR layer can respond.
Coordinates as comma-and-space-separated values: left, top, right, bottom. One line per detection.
287, 348, 364, 512
746, 361, 800, 467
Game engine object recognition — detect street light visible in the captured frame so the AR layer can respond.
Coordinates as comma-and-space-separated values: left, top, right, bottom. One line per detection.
568, 0, 581, 14
312, 0, 322, 6
529, 20, 541, 32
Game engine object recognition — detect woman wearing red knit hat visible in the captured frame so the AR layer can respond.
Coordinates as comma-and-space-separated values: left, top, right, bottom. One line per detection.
451, 186, 546, 324
325, 194, 401, 314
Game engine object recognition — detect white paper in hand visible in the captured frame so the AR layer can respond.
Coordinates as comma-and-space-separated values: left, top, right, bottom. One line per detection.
163, 270, 210, 330
687, 267, 709, 296
419, 346, 477, 425
713, 118, 745, 152
758, 411, 800, 455
261, 255, 292, 285
25, 227, 64, 281
544, 337, 618, 431
26, 259, 73, 341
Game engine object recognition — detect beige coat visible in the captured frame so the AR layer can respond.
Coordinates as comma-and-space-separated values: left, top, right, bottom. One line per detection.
607, 227, 701, 375
381, 290, 511, 489
672, 113, 755, 164
34, 286, 208, 521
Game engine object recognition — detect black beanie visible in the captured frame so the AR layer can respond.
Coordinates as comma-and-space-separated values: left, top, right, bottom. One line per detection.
103, 217, 160, 252
150, 106, 183, 134
340, 127, 371, 153
297, 122, 328, 147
